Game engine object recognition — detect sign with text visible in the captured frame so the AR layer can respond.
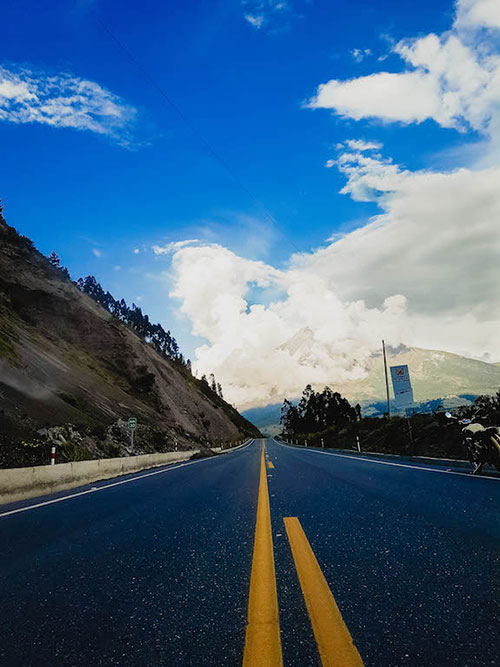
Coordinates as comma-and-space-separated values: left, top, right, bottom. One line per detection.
390, 365, 414, 409
128, 417, 137, 430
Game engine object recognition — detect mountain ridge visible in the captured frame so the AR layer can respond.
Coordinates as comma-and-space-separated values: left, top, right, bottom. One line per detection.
243, 338, 500, 433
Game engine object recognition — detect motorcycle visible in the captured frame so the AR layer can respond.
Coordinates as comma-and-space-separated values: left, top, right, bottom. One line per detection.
445, 411, 500, 474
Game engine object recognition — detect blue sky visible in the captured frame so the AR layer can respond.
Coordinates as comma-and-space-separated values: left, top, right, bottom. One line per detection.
2, 0, 499, 407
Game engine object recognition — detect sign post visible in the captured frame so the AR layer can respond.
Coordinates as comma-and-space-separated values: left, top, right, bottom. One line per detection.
389, 365, 414, 410
405, 408, 414, 453
128, 417, 137, 448
390, 365, 414, 452
382, 340, 391, 418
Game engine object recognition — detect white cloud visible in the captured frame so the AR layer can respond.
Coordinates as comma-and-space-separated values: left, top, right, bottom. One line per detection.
309, 4, 500, 134
92, 248, 103, 257
351, 48, 372, 63
455, 0, 500, 30
243, 0, 297, 31
0, 65, 136, 144
244, 14, 265, 28
153, 239, 201, 255
334, 148, 410, 201
167, 151, 500, 409
345, 138, 383, 151
160, 1, 500, 410
133, 248, 140, 254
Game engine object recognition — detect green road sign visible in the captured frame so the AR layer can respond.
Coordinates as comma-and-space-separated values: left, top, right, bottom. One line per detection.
128, 418, 137, 429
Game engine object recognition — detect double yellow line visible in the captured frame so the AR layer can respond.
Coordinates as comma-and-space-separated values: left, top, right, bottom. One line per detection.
243, 447, 283, 665
243, 446, 363, 666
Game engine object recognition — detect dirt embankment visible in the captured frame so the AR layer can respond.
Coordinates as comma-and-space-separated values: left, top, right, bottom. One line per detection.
0, 214, 259, 466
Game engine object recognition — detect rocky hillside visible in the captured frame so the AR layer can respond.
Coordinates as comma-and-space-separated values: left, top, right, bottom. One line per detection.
0, 210, 259, 466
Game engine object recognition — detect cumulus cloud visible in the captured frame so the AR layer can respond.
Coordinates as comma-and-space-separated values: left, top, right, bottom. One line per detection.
455, 0, 500, 30
0, 65, 136, 144
308, 1, 500, 134
161, 0, 500, 410
168, 148, 500, 409
167, 147, 500, 409
334, 147, 410, 201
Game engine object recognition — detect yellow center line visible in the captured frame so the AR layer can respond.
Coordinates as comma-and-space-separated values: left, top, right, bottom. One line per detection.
243, 447, 283, 666
284, 517, 364, 667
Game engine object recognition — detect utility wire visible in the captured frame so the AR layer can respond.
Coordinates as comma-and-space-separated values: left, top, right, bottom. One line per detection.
95, 16, 302, 254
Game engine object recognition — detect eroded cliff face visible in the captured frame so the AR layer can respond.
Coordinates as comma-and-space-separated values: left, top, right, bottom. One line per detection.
0, 213, 259, 465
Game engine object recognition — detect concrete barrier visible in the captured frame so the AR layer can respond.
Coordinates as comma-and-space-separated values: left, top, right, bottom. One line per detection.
0, 450, 198, 505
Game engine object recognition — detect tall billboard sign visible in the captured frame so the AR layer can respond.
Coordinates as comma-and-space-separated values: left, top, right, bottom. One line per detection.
390, 364, 414, 409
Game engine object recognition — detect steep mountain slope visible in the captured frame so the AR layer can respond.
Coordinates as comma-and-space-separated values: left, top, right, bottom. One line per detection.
0, 212, 259, 463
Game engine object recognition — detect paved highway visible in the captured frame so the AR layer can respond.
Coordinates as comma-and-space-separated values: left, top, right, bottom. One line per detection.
0, 439, 499, 666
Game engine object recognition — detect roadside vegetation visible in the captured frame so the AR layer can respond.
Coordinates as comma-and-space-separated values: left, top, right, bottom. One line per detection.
280, 385, 500, 460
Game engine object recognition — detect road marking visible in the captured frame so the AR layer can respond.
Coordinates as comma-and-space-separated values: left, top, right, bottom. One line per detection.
243, 447, 283, 666
267, 461, 275, 469
284, 517, 364, 667
0, 440, 254, 519
273, 440, 500, 480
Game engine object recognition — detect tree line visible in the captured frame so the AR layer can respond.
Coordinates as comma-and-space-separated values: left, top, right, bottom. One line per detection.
76, 274, 183, 362
200, 373, 224, 399
75, 273, 226, 400
280, 384, 361, 436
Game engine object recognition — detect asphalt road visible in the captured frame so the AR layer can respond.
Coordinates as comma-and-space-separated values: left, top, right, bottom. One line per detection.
0, 439, 499, 666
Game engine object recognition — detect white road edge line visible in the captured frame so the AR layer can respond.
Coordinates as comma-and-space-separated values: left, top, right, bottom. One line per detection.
272, 439, 499, 481
0, 440, 254, 518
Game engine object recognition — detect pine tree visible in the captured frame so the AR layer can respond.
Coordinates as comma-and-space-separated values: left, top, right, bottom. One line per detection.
76, 274, 184, 364
48, 251, 61, 268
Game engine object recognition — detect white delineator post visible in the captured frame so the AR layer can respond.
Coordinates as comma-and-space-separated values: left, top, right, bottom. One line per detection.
321, 439, 324, 448
50, 446, 56, 465
356, 435, 361, 452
